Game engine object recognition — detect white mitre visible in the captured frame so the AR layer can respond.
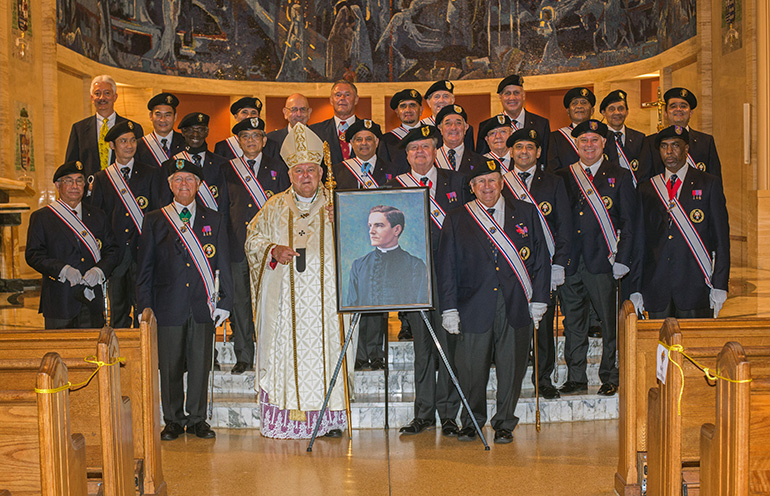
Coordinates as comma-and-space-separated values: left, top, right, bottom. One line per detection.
280, 122, 324, 168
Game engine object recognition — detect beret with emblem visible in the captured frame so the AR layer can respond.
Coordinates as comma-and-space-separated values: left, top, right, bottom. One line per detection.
162, 158, 204, 181
479, 114, 512, 139
571, 119, 608, 139
655, 125, 690, 148
435, 104, 467, 126
104, 120, 140, 142
399, 125, 440, 149
664, 87, 698, 110
230, 96, 263, 115
469, 157, 503, 179
497, 74, 524, 93
53, 161, 86, 183
600, 89, 628, 112
390, 89, 423, 110
563, 87, 596, 108
345, 119, 382, 142
178, 112, 210, 129
147, 92, 179, 111
507, 128, 542, 148
232, 117, 265, 135
425, 80, 454, 99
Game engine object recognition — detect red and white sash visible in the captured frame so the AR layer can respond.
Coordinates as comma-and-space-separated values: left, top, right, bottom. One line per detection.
558, 127, 579, 155
465, 200, 533, 301
341, 157, 379, 189
502, 171, 555, 259
141, 133, 171, 167
614, 140, 638, 187
105, 164, 144, 233
389, 126, 409, 140
48, 200, 101, 263
225, 136, 243, 158
396, 172, 445, 228
231, 156, 269, 209
570, 163, 618, 264
174, 151, 218, 210
484, 151, 510, 174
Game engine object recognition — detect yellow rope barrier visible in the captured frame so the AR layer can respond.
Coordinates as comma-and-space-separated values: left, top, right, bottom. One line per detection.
34, 355, 125, 394
658, 341, 752, 415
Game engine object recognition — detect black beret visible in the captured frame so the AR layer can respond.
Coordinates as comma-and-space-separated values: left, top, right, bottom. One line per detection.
497, 74, 524, 93
664, 87, 698, 110
104, 120, 140, 142
53, 161, 85, 183
147, 92, 179, 110
232, 117, 265, 135
178, 112, 209, 129
571, 119, 608, 139
479, 115, 512, 140
655, 125, 690, 148
600, 90, 628, 112
230, 97, 263, 115
435, 104, 467, 126
507, 128, 542, 149
425, 80, 454, 99
563, 87, 596, 108
399, 125, 440, 149
344, 119, 382, 142
163, 158, 204, 181
390, 89, 423, 110
469, 157, 503, 180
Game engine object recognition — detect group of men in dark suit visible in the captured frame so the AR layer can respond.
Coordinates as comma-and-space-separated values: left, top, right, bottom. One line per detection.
30, 72, 729, 445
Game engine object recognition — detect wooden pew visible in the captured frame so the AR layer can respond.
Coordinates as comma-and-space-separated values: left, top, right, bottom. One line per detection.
0, 309, 165, 496
699, 343, 770, 495
646, 321, 770, 495
616, 303, 770, 495
0, 327, 135, 496
0, 352, 88, 496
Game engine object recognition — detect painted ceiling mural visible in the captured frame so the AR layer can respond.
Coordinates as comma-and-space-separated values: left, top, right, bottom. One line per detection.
57, 0, 697, 82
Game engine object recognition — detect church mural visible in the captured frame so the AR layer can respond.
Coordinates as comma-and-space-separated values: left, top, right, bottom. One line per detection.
56, 0, 697, 82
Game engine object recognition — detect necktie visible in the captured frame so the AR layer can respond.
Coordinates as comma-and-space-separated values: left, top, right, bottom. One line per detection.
420, 176, 432, 189
518, 171, 530, 189
585, 168, 594, 182
192, 154, 202, 166
511, 119, 520, 131
614, 132, 623, 146
161, 138, 169, 156
361, 162, 371, 175
71, 209, 78, 220
338, 122, 351, 160
667, 174, 680, 201
447, 149, 457, 170
247, 159, 256, 175
487, 208, 498, 260
179, 207, 191, 224
99, 118, 110, 170
121, 167, 130, 181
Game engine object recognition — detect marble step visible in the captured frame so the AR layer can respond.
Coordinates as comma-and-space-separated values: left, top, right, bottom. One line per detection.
210, 361, 604, 396
215, 335, 606, 366
208, 390, 619, 429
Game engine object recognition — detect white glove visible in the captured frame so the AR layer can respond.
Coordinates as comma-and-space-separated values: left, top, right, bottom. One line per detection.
550, 264, 565, 291
212, 308, 230, 328
137, 313, 143, 325
630, 292, 644, 314
442, 309, 461, 335
59, 265, 83, 287
529, 302, 548, 330
83, 288, 95, 301
612, 262, 630, 280
710, 288, 727, 318
82, 267, 105, 287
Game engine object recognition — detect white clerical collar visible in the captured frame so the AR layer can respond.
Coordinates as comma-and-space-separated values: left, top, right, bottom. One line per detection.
580, 157, 604, 177
174, 199, 196, 226
294, 187, 319, 203
377, 245, 399, 253
664, 163, 689, 183
334, 115, 356, 129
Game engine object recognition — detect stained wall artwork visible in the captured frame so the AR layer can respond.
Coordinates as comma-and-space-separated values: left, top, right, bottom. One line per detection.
57, 0, 697, 82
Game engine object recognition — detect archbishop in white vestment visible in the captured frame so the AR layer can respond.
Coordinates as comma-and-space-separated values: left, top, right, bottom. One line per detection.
245, 123, 347, 439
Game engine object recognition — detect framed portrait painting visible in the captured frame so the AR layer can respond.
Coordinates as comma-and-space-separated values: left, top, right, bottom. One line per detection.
334, 188, 433, 313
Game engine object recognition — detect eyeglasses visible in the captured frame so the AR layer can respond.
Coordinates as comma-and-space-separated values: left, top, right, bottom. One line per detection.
284, 107, 310, 114
239, 133, 265, 141
59, 177, 86, 186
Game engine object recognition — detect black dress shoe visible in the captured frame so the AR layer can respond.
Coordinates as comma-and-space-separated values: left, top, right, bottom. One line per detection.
559, 381, 588, 395
370, 357, 385, 370
399, 418, 435, 435
588, 325, 602, 338
230, 361, 252, 375
187, 421, 216, 439
597, 383, 618, 396
398, 327, 413, 341
354, 359, 370, 371
440, 418, 459, 437
323, 429, 343, 438
160, 422, 185, 441
539, 384, 560, 399
494, 428, 513, 444
457, 426, 477, 442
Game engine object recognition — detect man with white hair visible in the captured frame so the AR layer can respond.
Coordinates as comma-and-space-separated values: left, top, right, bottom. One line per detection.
65, 75, 144, 183
245, 123, 348, 439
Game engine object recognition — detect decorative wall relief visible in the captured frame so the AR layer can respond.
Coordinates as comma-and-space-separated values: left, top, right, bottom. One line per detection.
14, 104, 35, 185
12, 0, 32, 60
56, 0, 697, 82
722, 0, 741, 54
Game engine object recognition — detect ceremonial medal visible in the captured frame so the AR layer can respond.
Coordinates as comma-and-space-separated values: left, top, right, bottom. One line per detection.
693, 189, 702, 200
210, 185, 219, 198
689, 209, 704, 223
203, 243, 216, 258
271, 170, 278, 179
266, 190, 273, 198
96, 239, 102, 249
519, 246, 530, 260
245, 176, 251, 182
137, 196, 148, 209
602, 196, 613, 209
631, 159, 639, 171
516, 223, 528, 237
203, 225, 212, 236
608, 178, 615, 188
539, 201, 552, 215
697, 162, 706, 171
120, 188, 127, 194
446, 191, 457, 202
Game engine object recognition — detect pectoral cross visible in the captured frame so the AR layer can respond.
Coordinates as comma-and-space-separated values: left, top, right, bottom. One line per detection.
642, 86, 666, 132
298, 230, 306, 236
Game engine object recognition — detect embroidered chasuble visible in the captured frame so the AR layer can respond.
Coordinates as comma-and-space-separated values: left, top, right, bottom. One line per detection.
245, 186, 347, 438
